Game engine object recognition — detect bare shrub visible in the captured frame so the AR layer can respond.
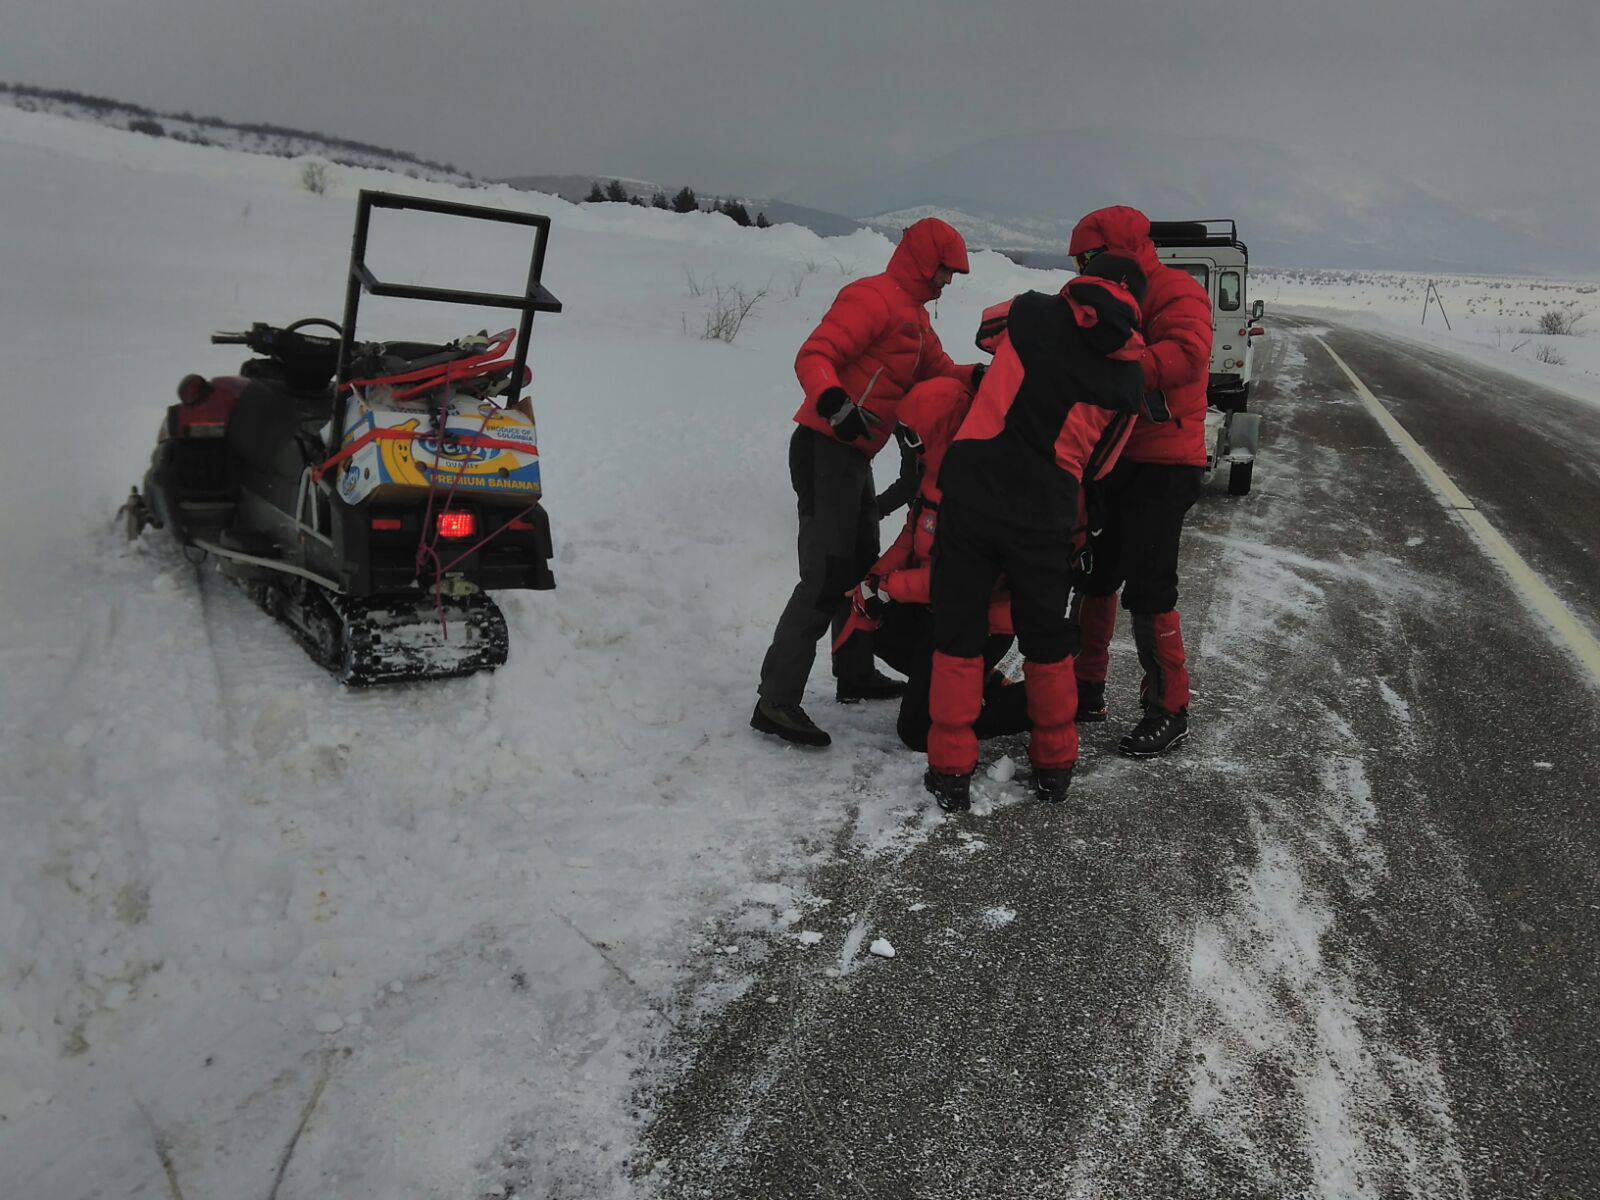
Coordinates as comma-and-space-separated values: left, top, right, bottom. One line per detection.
1534, 306, 1584, 336
1534, 345, 1568, 366
787, 258, 821, 298
299, 160, 331, 195
701, 284, 768, 343
683, 266, 706, 298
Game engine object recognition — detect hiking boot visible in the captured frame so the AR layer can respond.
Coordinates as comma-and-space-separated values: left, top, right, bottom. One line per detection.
836, 670, 907, 704
1033, 765, 1074, 803
750, 699, 831, 748
923, 768, 971, 813
1076, 681, 1107, 723
1118, 707, 1188, 757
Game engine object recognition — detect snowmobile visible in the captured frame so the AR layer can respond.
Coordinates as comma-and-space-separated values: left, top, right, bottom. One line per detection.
123, 190, 563, 684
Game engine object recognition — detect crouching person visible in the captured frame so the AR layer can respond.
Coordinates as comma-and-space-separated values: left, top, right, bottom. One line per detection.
924, 257, 1149, 811
833, 377, 1029, 752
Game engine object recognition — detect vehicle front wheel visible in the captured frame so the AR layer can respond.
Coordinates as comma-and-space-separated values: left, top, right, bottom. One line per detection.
1228, 459, 1254, 496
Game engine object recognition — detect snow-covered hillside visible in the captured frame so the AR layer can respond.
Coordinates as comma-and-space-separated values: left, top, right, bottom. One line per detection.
0, 105, 1053, 1198
1, 82, 477, 184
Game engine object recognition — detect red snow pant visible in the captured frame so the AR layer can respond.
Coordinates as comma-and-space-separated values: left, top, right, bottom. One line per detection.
1079, 460, 1204, 714
927, 489, 1080, 778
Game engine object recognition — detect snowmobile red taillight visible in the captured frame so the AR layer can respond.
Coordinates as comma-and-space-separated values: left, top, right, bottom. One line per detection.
437, 512, 476, 539
508, 518, 536, 532
371, 517, 403, 531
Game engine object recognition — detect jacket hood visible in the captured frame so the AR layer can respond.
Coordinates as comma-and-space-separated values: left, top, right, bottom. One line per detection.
896, 376, 972, 482
1068, 205, 1159, 274
1062, 271, 1147, 362
887, 217, 970, 303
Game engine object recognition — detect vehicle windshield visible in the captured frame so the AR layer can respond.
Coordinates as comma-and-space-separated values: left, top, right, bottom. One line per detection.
1174, 263, 1210, 293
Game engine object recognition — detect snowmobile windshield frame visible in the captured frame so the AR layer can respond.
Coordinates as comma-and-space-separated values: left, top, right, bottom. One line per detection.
332, 190, 564, 436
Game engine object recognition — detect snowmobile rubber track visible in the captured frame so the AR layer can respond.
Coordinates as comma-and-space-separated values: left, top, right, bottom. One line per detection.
246, 580, 508, 686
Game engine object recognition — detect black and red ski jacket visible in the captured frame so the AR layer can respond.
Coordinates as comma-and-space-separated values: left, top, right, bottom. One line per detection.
942, 264, 1147, 527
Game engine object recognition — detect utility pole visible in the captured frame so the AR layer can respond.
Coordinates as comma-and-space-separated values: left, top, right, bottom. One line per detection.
1421, 280, 1453, 331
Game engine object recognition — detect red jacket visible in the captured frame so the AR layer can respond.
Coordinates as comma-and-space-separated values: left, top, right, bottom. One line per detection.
1068, 207, 1212, 467
793, 218, 980, 458
869, 377, 1012, 634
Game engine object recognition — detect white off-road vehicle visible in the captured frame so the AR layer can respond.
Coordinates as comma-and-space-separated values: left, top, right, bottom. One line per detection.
1149, 220, 1266, 495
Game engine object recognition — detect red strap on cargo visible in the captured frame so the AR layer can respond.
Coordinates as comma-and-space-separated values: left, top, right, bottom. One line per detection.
340, 329, 524, 400
310, 427, 539, 483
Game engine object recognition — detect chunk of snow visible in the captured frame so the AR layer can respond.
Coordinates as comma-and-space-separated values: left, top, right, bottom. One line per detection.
797, 930, 823, 946
981, 906, 1017, 929
313, 1013, 344, 1034
987, 755, 1016, 783
1533, 761, 1554, 770
869, 938, 896, 959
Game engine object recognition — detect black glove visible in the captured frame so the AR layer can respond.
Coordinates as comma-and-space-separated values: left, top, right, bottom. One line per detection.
970, 362, 987, 390
817, 386, 882, 443
1141, 390, 1172, 423
851, 577, 888, 622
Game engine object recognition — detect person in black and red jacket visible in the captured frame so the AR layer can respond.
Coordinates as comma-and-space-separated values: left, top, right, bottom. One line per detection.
832, 375, 1029, 753
1066, 207, 1213, 758
924, 255, 1149, 811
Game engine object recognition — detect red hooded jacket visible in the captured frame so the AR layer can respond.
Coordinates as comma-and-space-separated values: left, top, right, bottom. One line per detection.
867, 377, 1012, 634
1068, 206, 1212, 467
793, 218, 981, 458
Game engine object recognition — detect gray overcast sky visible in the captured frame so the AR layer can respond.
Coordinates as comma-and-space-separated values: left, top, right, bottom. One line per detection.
4, 0, 1596, 217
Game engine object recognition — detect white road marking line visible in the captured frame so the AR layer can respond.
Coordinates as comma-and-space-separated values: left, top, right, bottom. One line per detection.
1315, 336, 1600, 688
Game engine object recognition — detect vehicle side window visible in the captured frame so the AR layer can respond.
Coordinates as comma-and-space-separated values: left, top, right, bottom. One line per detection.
1219, 270, 1241, 311
1178, 264, 1209, 293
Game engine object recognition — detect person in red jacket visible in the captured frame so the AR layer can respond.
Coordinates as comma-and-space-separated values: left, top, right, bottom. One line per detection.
753, 218, 983, 748
833, 376, 1028, 752
924, 256, 1149, 811
1066, 206, 1213, 757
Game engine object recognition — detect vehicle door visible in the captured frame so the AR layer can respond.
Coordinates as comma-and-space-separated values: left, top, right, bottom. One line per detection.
1215, 260, 1248, 381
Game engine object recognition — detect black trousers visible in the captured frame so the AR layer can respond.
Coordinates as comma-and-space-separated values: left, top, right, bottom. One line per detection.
1082, 460, 1205, 611
930, 492, 1079, 666
872, 603, 1027, 752
758, 427, 881, 705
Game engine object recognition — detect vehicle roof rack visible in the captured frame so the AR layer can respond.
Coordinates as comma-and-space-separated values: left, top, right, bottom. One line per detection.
1148, 218, 1247, 257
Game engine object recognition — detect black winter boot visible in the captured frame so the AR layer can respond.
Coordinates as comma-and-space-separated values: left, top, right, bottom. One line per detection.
751, 699, 831, 748
837, 670, 907, 704
1033, 766, 1074, 803
923, 768, 971, 813
1036, 764, 1075, 803
1118, 707, 1188, 757
1076, 681, 1107, 723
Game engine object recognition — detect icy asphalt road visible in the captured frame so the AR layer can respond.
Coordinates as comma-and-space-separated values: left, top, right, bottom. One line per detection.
637, 319, 1600, 1198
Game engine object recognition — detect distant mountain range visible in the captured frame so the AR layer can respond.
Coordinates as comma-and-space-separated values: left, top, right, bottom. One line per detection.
791, 129, 1597, 276
499, 174, 865, 237
8, 82, 1585, 275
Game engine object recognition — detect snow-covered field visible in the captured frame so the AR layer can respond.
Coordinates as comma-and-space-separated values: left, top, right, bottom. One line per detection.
0, 106, 1062, 1198
1258, 266, 1600, 391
